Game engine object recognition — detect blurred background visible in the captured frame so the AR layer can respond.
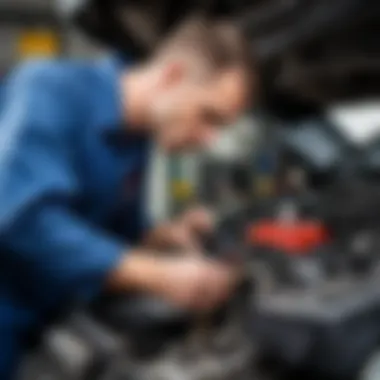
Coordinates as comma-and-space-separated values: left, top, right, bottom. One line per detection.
5, 1, 380, 380
0, 0, 378, 223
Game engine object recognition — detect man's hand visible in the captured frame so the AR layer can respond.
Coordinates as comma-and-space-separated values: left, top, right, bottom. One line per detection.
108, 251, 238, 312
179, 206, 215, 235
143, 206, 215, 251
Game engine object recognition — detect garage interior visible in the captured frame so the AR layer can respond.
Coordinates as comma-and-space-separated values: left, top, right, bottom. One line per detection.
2, 1, 380, 380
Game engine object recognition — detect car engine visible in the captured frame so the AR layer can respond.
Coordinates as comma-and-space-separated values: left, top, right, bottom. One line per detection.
16, 255, 256, 380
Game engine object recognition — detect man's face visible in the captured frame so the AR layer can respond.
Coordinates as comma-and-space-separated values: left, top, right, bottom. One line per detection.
148, 65, 249, 153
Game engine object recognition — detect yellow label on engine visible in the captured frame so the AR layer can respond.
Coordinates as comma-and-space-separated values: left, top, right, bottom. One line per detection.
255, 176, 275, 197
18, 29, 60, 58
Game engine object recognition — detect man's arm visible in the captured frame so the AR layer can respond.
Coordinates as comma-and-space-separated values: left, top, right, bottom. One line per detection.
0, 62, 128, 306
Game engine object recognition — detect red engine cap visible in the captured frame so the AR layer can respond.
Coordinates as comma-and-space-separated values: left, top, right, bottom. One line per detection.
246, 220, 329, 255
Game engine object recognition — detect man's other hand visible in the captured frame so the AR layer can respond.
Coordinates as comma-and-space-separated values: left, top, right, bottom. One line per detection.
179, 206, 215, 235
109, 252, 238, 312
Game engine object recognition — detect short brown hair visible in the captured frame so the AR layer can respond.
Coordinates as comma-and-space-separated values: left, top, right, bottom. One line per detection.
154, 15, 255, 79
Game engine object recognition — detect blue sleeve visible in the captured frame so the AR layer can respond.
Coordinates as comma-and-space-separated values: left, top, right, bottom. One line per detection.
0, 63, 125, 305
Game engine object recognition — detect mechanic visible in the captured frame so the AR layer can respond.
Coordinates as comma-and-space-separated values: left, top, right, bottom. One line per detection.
0, 15, 255, 379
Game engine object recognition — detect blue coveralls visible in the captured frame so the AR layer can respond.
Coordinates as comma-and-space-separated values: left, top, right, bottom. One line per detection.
0, 56, 151, 378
